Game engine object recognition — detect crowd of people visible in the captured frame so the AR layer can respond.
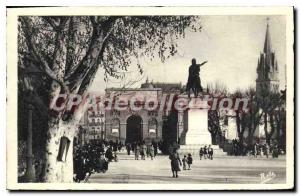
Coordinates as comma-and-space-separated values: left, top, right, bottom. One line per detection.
168, 145, 214, 178
199, 145, 214, 160
73, 140, 123, 182
125, 140, 159, 160
73, 139, 165, 182
73, 138, 283, 181
231, 139, 282, 158
253, 142, 280, 158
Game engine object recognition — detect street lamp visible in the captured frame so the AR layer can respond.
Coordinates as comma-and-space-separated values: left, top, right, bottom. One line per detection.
20, 62, 51, 182
21, 67, 43, 182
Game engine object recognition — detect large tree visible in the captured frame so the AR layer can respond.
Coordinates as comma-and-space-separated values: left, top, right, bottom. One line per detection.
257, 86, 282, 145
243, 87, 262, 145
207, 82, 228, 144
18, 16, 202, 182
232, 90, 248, 143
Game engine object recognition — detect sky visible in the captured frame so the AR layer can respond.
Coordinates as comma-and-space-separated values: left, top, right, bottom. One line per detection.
89, 15, 286, 93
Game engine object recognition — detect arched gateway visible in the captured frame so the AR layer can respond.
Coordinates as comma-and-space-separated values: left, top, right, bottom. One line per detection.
126, 115, 143, 143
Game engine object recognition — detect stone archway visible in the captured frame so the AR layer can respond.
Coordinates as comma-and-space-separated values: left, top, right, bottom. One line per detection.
126, 115, 143, 143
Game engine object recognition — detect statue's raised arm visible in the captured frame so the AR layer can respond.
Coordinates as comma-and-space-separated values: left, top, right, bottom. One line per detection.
197, 61, 208, 67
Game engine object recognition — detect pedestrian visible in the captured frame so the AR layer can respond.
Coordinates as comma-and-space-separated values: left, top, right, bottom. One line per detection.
208, 145, 214, 160
114, 153, 118, 162
265, 144, 270, 158
272, 144, 278, 158
187, 153, 193, 170
112, 141, 118, 160
169, 149, 182, 178
150, 144, 155, 160
203, 145, 208, 159
135, 144, 140, 160
259, 145, 264, 157
126, 143, 131, 155
253, 143, 258, 158
118, 141, 122, 152
182, 155, 187, 170
96, 154, 108, 173
105, 147, 114, 162
131, 143, 135, 152
199, 147, 204, 160
152, 140, 158, 156
141, 142, 147, 160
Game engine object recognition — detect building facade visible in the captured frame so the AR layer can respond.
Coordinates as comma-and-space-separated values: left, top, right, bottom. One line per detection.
104, 81, 182, 144
86, 109, 105, 141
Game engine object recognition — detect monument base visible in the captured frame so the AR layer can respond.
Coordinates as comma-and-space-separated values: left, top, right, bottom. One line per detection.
178, 144, 227, 156
184, 99, 212, 145
185, 132, 212, 145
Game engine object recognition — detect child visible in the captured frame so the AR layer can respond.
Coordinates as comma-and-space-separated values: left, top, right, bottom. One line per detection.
182, 155, 187, 170
187, 153, 193, 170
203, 146, 208, 159
208, 145, 214, 160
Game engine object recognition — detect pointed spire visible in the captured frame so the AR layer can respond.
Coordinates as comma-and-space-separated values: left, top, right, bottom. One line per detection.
263, 18, 272, 54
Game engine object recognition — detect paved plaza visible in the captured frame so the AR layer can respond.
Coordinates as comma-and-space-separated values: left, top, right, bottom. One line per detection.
88, 153, 286, 184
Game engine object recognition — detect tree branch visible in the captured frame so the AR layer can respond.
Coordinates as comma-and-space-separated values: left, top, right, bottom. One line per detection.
20, 17, 69, 93
42, 17, 60, 31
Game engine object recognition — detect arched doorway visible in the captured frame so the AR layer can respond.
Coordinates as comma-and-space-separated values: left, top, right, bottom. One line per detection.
126, 115, 143, 143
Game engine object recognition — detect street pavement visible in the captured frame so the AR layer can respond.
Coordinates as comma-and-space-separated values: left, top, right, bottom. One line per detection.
88, 152, 286, 184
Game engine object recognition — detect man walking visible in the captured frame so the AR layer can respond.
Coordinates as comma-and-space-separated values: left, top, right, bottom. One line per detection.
141, 142, 147, 160
126, 143, 131, 155
135, 143, 140, 160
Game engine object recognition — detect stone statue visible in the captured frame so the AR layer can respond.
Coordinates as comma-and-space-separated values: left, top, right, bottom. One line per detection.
186, 58, 207, 98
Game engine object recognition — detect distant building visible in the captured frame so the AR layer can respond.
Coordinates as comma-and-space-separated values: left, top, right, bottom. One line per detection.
104, 80, 183, 144
221, 110, 239, 140
87, 109, 105, 140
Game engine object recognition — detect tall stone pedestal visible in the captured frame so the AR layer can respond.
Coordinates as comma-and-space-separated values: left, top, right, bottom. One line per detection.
177, 95, 225, 155
185, 98, 212, 145
185, 107, 212, 145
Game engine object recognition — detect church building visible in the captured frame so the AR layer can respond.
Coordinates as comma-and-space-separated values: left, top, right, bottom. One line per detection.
255, 20, 280, 139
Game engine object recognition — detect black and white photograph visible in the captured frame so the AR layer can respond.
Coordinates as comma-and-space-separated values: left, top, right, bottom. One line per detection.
6, 6, 294, 190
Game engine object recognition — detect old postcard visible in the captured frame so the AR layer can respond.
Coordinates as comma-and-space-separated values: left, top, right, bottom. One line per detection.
6, 7, 294, 190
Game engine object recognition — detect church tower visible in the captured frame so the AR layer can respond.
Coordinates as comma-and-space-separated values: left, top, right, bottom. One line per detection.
255, 20, 280, 139
256, 20, 280, 98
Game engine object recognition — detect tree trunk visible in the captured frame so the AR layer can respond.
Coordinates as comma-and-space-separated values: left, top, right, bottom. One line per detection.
43, 118, 77, 182
267, 113, 276, 145
247, 124, 253, 145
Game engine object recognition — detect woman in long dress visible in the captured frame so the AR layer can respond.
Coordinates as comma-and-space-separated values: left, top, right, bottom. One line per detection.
169, 149, 182, 178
